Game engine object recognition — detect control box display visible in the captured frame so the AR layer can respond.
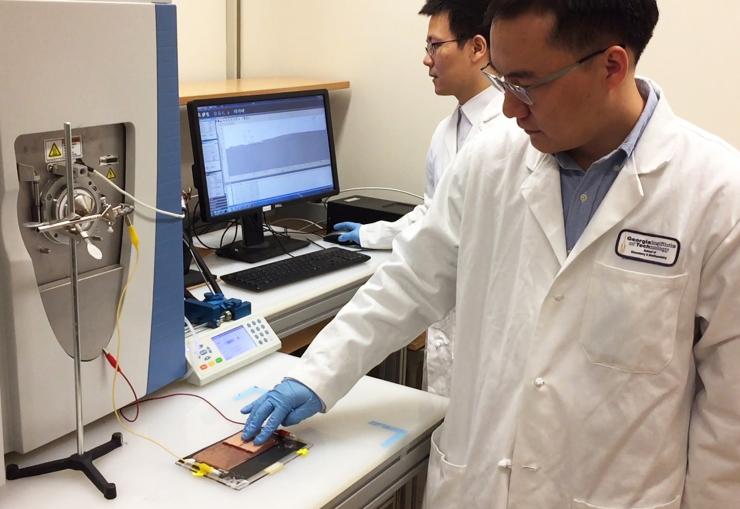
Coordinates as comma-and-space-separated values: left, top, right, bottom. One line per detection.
186, 315, 281, 386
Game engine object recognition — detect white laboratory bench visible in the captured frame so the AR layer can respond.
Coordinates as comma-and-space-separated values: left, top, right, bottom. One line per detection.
189, 234, 414, 386
190, 233, 394, 338
0, 353, 448, 508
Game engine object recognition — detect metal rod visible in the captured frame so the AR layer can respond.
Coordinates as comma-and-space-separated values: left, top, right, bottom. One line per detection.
36, 213, 105, 233
65, 122, 85, 455
35, 203, 133, 234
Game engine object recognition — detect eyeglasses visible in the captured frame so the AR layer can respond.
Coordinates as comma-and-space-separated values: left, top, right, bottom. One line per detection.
481, 46, 617, 106
425, 39, 460, 57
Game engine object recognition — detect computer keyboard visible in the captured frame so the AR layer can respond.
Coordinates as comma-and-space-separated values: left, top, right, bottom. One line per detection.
221, 247, 371, 292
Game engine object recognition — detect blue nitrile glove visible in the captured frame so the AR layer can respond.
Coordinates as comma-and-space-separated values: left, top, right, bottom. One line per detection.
241, 379, 323, 445
333, 222, 362, 245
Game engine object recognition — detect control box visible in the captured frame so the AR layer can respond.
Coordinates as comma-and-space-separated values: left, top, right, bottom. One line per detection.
186, 315, 281, 386
326, 195, 416, 228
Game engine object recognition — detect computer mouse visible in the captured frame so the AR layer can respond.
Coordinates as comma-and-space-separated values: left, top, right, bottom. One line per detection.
323, 231, 357, 246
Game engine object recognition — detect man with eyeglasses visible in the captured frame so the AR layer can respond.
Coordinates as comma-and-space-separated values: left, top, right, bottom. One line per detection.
332, 0, 502, 397
242, 1, 740, 507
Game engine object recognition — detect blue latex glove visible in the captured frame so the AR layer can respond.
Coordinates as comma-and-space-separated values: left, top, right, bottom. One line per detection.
333, 222, 362, 245
241, 379, 323, 445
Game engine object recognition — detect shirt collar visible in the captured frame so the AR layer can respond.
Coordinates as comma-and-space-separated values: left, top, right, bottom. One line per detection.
459, 85, 498, 128
555, 78, 659, 172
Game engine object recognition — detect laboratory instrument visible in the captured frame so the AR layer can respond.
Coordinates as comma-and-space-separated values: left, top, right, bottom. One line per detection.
0, 0, 183, 489
185, 314, 281, 386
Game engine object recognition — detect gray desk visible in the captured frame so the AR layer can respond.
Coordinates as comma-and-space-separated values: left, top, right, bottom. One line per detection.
0, 353, 448, 508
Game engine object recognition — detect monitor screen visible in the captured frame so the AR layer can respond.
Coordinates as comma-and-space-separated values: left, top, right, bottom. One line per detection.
187, 90, 340, 263
188, 90, 339, 222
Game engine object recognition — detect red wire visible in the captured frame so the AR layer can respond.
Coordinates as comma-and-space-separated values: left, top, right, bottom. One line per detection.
102, 350, 244, 426
103, 349, 140, 422
119, 371, 141, 422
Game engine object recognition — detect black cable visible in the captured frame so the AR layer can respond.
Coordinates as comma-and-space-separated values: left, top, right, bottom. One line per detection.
231, 220, 239, 245
263, 212, 294, 258
191, 201, 221, 250
283, 231, 327, 251
306, 237, 327, 250
219, 220, 237, 248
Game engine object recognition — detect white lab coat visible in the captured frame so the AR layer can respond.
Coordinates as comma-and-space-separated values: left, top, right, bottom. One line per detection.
290, 83, 740, 508
359, 87, 502, 249
360, 87, 503, 396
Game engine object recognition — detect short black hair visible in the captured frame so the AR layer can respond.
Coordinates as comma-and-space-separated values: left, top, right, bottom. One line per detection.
419, 0, 492, 46
485, 0, 659, 63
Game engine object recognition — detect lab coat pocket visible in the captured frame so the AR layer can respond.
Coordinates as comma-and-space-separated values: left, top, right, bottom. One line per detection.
423, 426, 466, 508
580, 263, 688, 374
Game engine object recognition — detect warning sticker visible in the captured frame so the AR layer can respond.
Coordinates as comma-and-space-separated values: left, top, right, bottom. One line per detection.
44, 136, 83, 163
48, 143, 62, 158
105, 167, 117, 180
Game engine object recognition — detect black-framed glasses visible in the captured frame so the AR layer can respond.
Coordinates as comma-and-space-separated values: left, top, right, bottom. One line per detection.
482, 45, 621, 105
425, 39, 460, 57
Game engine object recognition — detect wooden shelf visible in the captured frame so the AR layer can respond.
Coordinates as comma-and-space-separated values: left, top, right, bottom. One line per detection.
279, 319, 331, 354
179, 77, 350, 105
279, 320, 427, 355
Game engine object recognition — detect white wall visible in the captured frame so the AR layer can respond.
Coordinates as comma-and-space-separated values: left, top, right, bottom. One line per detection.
241, 0, 455, 197
640, 1, 740, 149
173, 0, 227, 82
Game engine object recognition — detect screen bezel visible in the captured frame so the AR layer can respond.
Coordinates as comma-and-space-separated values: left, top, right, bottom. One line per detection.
187, 88, 340, 223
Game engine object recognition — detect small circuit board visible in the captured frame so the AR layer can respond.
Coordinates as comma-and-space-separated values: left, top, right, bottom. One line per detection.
177, 430, 310, 490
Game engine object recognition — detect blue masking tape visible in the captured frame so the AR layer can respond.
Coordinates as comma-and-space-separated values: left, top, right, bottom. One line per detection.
369, 420, 408, 448
234, 386, 267, 401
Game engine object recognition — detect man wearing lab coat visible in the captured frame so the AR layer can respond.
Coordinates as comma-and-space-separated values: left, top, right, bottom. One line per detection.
333, 0, 503, 396
242, 1, 740, 507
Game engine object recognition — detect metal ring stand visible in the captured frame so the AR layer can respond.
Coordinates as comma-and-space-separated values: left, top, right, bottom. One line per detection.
5, 123, 123, 499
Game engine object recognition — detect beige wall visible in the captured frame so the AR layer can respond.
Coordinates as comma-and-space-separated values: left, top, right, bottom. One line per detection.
173, 0, 227, 82
241, 0, 454, 197
640, 1, 740, 149
238, 1, 739, 200
173, 0, 229, 191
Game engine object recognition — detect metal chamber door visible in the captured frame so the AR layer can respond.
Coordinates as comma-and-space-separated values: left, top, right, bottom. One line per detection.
15, 124, 129, 361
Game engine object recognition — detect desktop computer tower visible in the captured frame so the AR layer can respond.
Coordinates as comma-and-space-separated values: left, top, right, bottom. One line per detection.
326, 195, 416, 229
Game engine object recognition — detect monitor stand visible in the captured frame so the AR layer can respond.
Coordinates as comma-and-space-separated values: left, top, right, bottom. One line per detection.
216, 212, 308, 264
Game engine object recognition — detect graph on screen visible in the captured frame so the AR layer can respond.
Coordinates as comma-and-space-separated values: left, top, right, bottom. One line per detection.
216, 109, 330, 181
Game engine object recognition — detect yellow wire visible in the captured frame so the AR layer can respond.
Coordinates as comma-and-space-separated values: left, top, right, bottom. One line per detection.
111, 219, 184, 462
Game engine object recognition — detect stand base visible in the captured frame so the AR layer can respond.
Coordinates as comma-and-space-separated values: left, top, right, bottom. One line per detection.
217, 236, 309, 263
6, 432, 123, 500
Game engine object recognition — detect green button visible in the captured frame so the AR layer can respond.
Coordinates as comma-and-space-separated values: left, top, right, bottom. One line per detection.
215, 357, 223, 363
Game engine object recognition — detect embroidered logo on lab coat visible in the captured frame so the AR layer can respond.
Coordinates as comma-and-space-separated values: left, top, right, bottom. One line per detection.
615, 229, 680, 267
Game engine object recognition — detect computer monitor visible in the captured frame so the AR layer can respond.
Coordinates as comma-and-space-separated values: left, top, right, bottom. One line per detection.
188, 89, 339, 263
